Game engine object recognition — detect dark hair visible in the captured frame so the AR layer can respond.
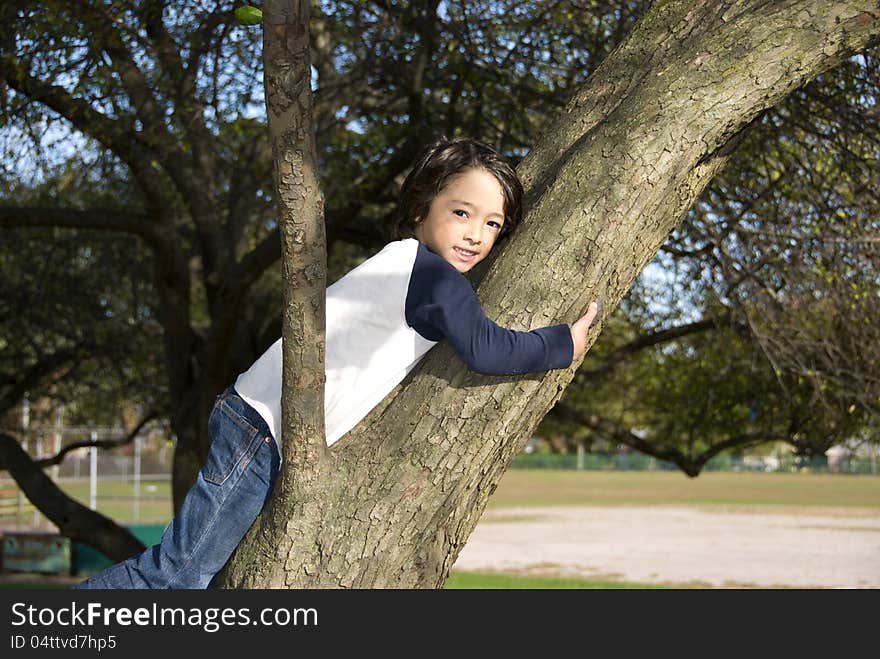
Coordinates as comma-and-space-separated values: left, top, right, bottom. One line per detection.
393, 137, 523, 240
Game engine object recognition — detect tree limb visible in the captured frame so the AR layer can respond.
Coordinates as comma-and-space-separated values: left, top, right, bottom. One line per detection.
577, 314, 733, 381
266, 0, 328, 469
70, 0, 169, 140
0, 205, 163, 247
553, 403, 787, 477
35, 409, 159, 469
0, 54, 150, 166
0, 432, 146, 562
0, 350, 80, 415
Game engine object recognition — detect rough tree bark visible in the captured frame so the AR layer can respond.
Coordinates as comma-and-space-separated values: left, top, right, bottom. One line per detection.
222, 0, 880, 588
221, 0, 331, 577
266, 0, 328, 489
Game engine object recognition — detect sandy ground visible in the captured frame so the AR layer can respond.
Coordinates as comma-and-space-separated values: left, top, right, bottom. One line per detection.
452, 506, 880, 588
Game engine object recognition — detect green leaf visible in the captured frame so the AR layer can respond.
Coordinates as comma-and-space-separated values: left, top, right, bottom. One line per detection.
235, 6, 263, 25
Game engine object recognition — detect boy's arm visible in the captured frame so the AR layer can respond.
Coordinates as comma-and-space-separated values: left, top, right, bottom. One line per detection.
405, 247, 575, 375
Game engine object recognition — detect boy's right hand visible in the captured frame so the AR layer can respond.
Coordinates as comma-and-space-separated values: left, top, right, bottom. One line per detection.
570, 301, 601, 361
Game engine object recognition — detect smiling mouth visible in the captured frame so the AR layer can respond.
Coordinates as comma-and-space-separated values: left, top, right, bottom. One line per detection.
453, 246, 479, 260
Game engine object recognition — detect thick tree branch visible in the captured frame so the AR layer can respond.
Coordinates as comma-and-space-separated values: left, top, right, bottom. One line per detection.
266, 1, 327, 471
0, 432, 146, 562
0, 57, 144, 160
139, 0, 188, 97
218, 0, 329, 588
132, 0, 227, 280
0, 205, 163, 248
318, 0, 880, 586
0, 350, 80, 415
0, 56, 171, 209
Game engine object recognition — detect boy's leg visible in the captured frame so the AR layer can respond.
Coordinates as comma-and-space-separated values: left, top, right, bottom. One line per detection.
73, 387, 279, 589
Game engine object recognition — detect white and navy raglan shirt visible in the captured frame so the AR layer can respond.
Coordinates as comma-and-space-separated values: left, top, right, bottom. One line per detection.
234, 238, 574, 450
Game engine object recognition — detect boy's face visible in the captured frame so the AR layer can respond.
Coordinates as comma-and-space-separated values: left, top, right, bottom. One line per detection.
413, 168, 505, 273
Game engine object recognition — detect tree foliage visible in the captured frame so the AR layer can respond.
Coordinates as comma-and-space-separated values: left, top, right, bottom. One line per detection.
0, 165, 162, 426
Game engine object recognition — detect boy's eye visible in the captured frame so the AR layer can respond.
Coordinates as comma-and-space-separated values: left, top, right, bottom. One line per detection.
453, 209, 468, 218
488, 220, 502, 230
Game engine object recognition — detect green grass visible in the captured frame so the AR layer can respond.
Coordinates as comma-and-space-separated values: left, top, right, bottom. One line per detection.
0, 571, 673, 590
46, 471, 880, 525
443, 571, 672, 589
26, 479, 173, 525
0, 565, 679, 590
5, 470, 877, 531
487, 470, 880, 514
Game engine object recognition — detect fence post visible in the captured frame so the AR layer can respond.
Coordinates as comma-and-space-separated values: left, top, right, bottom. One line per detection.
52, 402, 63, 482
33, 432, 43, 527
89, 431, 98, 510
133, 435, 141, 521
18, 391, 29, 527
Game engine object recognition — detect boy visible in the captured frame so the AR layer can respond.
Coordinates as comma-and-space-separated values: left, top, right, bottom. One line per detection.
75, 137, 599, 588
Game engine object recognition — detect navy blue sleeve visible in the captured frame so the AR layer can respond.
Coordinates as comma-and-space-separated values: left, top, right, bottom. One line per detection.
405, 243, 574, 375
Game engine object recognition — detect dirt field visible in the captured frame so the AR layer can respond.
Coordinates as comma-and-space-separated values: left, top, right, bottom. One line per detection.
452, 505, 880, 588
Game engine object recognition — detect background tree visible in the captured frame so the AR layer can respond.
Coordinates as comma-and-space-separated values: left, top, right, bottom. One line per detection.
0, 162, 163, 425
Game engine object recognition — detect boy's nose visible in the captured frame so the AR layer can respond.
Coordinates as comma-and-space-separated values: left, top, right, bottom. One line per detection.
463, 222, 483, 244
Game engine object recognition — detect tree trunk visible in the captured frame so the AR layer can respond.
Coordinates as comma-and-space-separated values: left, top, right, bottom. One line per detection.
220, 0, 880, 587
217, 0, 330, 585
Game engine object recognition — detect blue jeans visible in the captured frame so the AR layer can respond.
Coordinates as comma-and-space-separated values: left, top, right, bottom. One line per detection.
73, 386, 280, 589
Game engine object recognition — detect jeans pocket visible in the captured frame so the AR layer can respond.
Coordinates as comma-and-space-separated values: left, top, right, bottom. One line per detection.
202, 399, 263, 485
